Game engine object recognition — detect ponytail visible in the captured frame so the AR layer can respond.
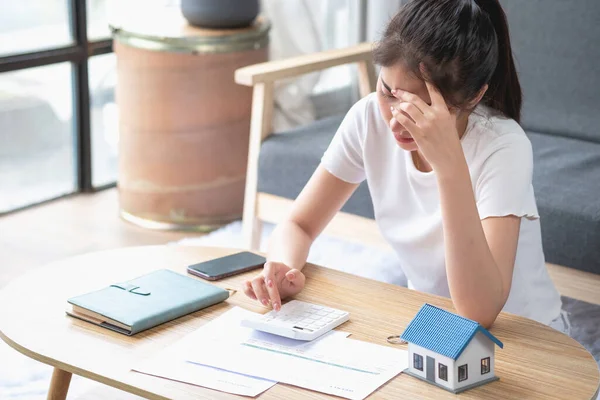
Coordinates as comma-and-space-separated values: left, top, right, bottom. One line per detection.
373, 0, 523, 122
475, 0, 522, 123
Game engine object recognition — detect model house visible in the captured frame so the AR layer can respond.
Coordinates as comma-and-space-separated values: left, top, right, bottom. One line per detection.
401, 304, 504, 394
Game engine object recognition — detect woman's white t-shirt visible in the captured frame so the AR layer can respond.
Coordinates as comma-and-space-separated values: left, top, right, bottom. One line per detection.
320, 93, 562, 325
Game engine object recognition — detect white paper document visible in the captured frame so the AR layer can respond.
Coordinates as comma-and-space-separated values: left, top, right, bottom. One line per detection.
134, 357, 275, 397
133, 308, 278, 397
132, 307, 348, 397
185, 307, 408, 400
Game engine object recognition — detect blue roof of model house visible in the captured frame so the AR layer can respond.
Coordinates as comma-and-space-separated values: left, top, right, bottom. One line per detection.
401, 304, 503, 360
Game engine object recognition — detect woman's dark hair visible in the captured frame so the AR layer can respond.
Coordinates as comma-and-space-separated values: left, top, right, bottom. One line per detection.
373, 0, 522, 122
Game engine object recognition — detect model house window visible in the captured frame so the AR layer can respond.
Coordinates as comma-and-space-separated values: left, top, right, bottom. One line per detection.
413, 353, 423, 371
458, 364, 468, 382
481, 357, 490, 374
438, 363, 448, 381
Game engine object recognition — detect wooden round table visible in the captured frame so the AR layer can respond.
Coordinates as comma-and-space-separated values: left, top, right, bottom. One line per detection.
0, 246, 598, 399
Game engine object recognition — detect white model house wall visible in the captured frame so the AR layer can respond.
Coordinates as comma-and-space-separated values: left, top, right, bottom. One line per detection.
408, 343, 455, 391
454, 331, 495, 390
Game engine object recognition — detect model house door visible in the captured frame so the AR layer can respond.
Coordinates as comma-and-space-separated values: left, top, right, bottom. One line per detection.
426, 356, 435, 382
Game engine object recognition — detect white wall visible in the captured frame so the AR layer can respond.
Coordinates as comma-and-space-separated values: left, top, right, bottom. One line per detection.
408, 343, 455, 391
454, 331, 495, 390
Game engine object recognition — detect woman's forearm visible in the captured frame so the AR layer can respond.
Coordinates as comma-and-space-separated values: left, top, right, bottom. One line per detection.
437, 161, 505, 327
266, 220, 313, 271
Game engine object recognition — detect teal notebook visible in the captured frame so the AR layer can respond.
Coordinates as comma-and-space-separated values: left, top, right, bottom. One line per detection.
66, 269, 229, 335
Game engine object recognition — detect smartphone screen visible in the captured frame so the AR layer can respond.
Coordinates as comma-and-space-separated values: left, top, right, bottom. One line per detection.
187, 251, 266, 281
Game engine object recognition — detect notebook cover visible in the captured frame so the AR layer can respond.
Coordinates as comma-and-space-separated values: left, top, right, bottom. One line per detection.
67, 269, 229, 335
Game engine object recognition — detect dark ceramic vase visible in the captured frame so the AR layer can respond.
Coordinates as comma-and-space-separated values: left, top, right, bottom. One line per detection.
181, 0, 260, 29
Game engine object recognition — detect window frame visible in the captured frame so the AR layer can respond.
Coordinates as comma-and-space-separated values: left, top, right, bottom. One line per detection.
438, 363, 448, 381
458, 364, 468, 382
413, 353, 424, 371
481, 357, 491, 375
0, 0, 114, 216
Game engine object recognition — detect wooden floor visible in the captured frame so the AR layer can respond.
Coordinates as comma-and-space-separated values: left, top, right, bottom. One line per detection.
1, 188, 599, 399
0, 188, 204, 289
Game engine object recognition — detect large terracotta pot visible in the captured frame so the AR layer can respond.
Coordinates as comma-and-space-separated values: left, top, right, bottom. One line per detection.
112, 10, 270, 231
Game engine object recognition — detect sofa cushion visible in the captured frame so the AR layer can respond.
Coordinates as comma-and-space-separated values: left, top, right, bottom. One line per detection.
500, 0, 600, 143
258, 114, 375, 219
528, 132, 600, 274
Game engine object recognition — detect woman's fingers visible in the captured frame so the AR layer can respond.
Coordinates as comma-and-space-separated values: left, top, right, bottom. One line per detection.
264, 276, 281, 311
397, 101, 425, 125
243, 280, 257, 300
244, 262, 306, 309
392, 89, 430, 114
287, 269, 305, 288
425, 80, 448, 111
391, 107, 420, 136
263, 261, 283, 310
280, 269, 306, 298
285, 269, 297, 282
251, 277, 270, 307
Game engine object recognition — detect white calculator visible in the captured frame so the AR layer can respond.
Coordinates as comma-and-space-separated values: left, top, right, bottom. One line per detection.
241, 300, 350, 341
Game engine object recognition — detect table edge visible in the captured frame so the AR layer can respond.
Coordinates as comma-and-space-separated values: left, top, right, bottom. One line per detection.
1, 245, 598, 399
0, 328, 171, 400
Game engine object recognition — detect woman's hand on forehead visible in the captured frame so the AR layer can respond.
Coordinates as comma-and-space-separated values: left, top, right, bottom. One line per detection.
389, 81, 464, 173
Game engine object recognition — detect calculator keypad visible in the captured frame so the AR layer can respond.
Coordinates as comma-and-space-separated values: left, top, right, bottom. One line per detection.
260, 300, 348, 333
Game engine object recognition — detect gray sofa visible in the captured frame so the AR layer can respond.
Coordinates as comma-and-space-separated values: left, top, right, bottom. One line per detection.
257, 0, 600, 275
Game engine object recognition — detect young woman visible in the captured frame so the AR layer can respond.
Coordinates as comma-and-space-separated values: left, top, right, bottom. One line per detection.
243, 0, 568, 331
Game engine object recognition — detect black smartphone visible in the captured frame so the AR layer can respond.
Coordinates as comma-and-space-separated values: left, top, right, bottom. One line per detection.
187, 251, 266, 281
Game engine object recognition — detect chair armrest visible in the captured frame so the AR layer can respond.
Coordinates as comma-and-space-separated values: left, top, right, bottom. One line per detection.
235, 42, 374, 86
237, 43, 376, 250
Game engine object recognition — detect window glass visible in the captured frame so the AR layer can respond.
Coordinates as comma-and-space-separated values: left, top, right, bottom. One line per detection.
481, 357, 490, 374
413, 353, 423, 371
458, 364, 468, 382
439, 363, 448, 381
87, 0, 111, 40
0, 1, 73, 57
0, 63, 76, 213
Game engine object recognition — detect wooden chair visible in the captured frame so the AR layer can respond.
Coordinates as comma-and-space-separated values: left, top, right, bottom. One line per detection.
234, 42, 387, 252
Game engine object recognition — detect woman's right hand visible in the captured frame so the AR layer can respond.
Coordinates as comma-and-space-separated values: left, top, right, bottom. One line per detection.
243, 261, 306, 311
